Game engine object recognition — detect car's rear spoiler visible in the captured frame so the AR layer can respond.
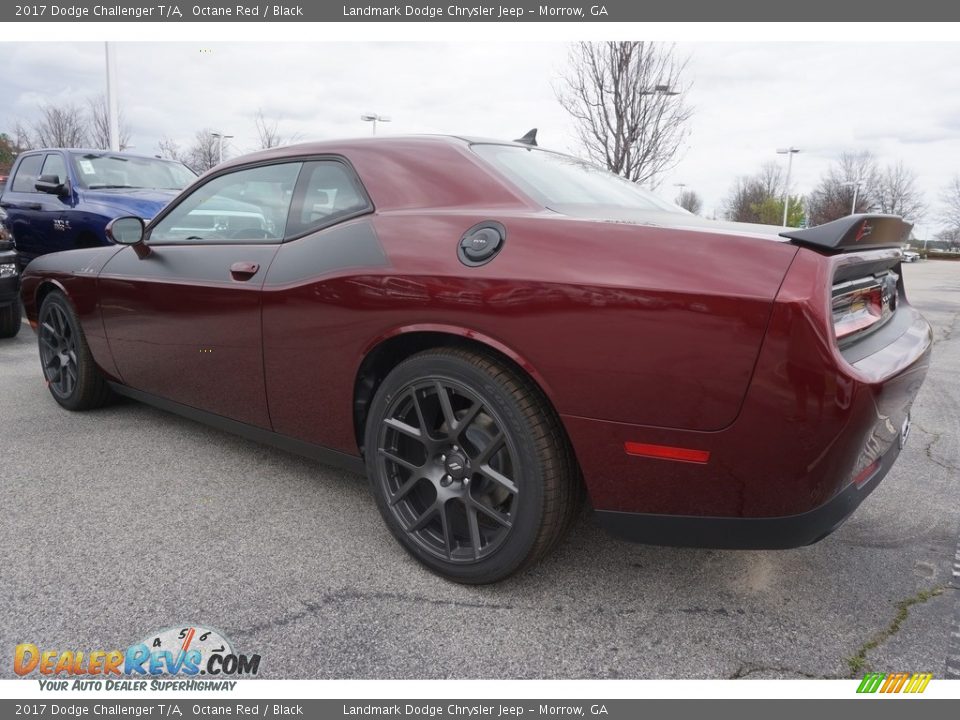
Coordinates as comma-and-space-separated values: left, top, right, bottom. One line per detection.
780, 214, 912, 253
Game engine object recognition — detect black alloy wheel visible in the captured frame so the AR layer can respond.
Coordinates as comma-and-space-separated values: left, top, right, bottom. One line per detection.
39, 301, 79, 399
365, 348, 580, 584
376, 377, 520, 564
37, 292, 112, 410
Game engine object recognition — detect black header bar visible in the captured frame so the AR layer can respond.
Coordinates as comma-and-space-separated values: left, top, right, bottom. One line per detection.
4, 0, 960, 21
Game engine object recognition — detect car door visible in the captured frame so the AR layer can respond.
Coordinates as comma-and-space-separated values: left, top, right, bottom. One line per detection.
99, 161, 302, 428
0, 152, 74, 265
261, 158, 379, 447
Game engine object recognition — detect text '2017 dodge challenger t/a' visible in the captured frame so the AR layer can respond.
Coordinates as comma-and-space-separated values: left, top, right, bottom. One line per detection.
19, 132, 931, 583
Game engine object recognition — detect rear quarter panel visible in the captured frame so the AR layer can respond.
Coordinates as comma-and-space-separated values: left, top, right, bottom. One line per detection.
262, 209, 798, 455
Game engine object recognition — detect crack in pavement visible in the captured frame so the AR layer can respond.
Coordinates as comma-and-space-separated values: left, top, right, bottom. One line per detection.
229, 590, 761, 640
729, 663, 836, 680
844, 585, 947, 676
228, 589, 518, 638
915, 424, 960, 473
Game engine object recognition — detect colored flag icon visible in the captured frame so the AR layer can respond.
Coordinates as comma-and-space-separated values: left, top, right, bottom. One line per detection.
856, 672, 932, 694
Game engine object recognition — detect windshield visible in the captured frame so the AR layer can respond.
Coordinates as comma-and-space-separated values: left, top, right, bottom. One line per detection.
472, 144, 689, 215
70, 152, 196, 191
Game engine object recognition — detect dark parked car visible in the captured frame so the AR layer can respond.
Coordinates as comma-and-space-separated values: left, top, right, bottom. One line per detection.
0, 149, 195, 266
19, 134, 932, 583
0, 218, 20, 337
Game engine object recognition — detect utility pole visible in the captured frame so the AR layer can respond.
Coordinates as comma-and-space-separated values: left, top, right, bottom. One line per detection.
211, 131, 233, 165
105, 42, 120, 152
777, 147, 801, 226
360, 113, 391, 135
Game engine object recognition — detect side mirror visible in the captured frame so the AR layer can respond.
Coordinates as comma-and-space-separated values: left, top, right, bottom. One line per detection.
105, 216, 150, 258
35, 174, 68, 196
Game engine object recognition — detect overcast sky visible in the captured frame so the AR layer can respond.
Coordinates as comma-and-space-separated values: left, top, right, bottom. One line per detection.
3, 41, 959, 234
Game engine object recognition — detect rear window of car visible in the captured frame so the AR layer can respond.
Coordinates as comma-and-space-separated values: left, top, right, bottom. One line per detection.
471, 144, 688, 215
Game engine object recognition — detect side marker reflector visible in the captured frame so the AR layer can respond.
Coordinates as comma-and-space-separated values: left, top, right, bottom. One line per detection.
624, 442, 710, 464
853, 458, 881, 488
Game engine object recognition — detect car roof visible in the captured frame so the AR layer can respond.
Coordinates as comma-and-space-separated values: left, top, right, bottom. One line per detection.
215, 134, 530, 169
19, 148, 186, 163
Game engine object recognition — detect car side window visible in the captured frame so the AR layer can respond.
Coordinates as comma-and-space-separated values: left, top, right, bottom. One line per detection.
286, 160, 372, 238
149, 162, 302, 244
11, 155, 44, 193
40, 153, 67, 183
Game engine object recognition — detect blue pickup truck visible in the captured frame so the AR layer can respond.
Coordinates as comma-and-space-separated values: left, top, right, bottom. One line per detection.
0, 149, 196, 266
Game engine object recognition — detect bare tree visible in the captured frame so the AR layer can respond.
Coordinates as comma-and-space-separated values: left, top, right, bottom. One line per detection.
675, 188, 702, 214
21, 104, 90, 148
12, 121, 34, 151
872, 161, 926, 222
87, 95, 131, 151
157, 136, 185, 162
184, 129, 222, 173
806, 151, 879, 226
557, 41, 693, 186
723, 162, 784, 223
253, 109, 301, 150
940, 175, 960, 239
935, 227, 960, 250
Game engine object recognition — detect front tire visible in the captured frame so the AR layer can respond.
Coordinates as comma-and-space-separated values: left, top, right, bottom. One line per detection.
364, 348, 580, 584
38, 292, 112, 410
0, 299, 21, 338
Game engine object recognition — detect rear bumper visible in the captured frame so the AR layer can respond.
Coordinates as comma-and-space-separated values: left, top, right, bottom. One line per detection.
564, 254, 932, 534
594, 434, 900, 549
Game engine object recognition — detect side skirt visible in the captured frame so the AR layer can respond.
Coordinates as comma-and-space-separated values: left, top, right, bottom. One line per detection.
107, 382, 366, 476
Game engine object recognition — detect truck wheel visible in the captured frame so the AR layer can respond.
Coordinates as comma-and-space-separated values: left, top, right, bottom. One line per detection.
0, 299, 21, 338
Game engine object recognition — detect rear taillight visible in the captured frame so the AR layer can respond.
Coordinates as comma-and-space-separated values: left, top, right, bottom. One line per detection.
831, 271, 898, 344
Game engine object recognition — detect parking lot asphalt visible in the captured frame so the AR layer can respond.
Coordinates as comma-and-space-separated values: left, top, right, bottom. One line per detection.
1, 260, 958, 680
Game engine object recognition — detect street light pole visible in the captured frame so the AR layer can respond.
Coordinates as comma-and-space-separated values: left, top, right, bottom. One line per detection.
104, 42, 120, 152
776, 147, 801, 226
639, 84, 680, 97
360, 113, 391, 135
637, 86, 679, 187
842, 179, 863, 215
210, 131, 233, 165
673, 182, 687, 204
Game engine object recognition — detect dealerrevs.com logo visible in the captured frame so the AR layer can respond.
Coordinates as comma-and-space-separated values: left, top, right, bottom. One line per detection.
14, 625, 261, 691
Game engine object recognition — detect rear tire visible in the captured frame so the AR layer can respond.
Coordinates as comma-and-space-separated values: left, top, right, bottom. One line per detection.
364, 347, 581, 584
37, 292, 112, 410
0, 299, 21, 338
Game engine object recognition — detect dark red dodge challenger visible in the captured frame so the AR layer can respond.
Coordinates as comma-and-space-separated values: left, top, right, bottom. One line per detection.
20, 134, 932, 583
